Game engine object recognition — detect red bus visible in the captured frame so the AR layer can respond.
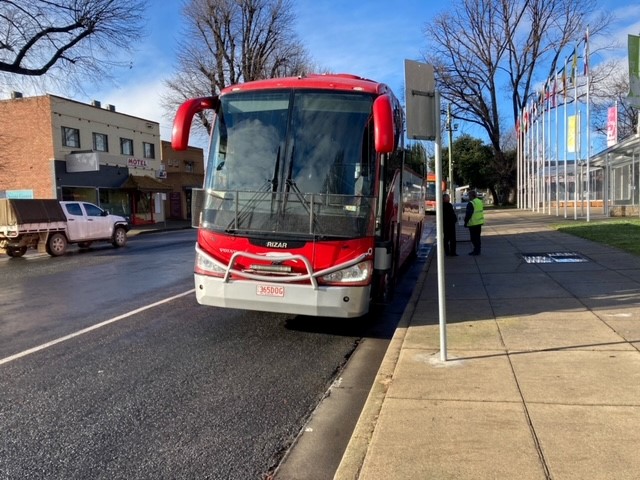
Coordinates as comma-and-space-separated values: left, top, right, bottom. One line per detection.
425, 172, 446, 213
172, 73, 424, 318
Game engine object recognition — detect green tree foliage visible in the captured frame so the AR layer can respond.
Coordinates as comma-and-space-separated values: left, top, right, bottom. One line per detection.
449, 135, 494, 189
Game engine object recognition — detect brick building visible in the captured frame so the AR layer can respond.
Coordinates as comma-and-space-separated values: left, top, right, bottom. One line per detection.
160, 140, 205, 221
0, 93, 173, 224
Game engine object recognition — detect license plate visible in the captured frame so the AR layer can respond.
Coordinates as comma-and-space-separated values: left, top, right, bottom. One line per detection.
256, 284, 285, 297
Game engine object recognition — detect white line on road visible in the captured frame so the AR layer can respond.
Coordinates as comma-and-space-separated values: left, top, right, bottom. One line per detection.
0, 289, 195, 367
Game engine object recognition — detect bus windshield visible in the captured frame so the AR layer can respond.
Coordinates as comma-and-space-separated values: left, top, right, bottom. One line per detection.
198, 90, 377, 238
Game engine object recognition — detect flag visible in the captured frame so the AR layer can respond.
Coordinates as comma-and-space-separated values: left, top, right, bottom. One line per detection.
567, 115, 577, 153
570, 48, 578, 84
628, 34, 640, 107
583, 29, 590, 75
607, 105, 618, 147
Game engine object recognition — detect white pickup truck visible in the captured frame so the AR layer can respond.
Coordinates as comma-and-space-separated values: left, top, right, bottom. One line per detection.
0, 199, 129, 257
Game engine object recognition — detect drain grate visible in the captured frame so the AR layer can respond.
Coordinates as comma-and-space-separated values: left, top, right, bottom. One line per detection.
522, 252, 589, 264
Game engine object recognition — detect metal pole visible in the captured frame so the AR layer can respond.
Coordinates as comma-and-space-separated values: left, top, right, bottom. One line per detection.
447, 103, 454, 195
435, 92, 447, 362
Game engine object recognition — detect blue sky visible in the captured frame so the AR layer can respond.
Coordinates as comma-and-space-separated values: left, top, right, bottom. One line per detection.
81, 0, 433, 142
46, 1, 640, 144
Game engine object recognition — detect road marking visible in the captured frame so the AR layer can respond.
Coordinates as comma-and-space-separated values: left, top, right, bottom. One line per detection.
0, 289, 195, 366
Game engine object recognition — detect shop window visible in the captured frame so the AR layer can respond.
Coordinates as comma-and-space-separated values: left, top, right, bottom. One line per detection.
100, 188, 130, 218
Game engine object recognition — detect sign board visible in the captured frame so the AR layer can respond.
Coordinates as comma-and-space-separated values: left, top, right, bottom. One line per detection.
128, 157, 149, 169
405, 60, 437, 140
65, 152, 100, 172
2, 189, 34, 199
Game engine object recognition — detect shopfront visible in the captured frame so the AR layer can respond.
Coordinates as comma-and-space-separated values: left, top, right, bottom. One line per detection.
55, 161, 172, 222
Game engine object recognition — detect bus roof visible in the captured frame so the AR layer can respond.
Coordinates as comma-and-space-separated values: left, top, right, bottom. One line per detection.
219, 73, 392, 96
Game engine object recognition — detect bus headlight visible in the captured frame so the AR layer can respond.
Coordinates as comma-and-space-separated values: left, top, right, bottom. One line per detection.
195, 250, 226, 276
320, 260, 372, 285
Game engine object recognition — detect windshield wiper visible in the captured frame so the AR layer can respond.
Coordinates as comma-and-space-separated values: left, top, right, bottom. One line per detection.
281, 147, 322, 234
226, 147, 281, 231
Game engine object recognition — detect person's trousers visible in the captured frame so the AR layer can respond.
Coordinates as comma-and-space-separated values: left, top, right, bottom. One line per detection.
443, 226, 457, 255
469, 225, 482, 254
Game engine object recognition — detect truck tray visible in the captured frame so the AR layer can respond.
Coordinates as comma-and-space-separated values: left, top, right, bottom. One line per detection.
0, 199, 66, 226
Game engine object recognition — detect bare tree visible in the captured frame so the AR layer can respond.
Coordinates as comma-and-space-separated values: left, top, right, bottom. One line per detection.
423, 0, 612, 203
590, 58, 639, 141
0, 0, 148, 90
163, 0, 310, 135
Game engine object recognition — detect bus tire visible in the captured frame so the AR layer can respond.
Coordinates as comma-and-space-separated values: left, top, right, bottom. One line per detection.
373, 269, 395, 305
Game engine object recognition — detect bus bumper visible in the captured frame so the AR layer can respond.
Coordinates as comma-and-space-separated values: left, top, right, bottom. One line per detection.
194, 273, 371, 318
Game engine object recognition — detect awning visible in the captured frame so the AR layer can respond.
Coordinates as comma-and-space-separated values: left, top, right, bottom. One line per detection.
121, 174, 173, 193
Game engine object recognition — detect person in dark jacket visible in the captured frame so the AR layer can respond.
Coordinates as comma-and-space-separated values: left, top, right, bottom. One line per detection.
464, 190, 485, 255
442, 193, 457, 256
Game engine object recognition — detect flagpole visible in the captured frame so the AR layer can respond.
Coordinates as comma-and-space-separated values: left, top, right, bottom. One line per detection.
547, 83, 552, 214
529, 102, 533, 210
573, 46, 579, 221
536, 113, 540, 212
562, 61, 568, 218
585, 27, 591, 221
527, 103, 532, 210
540, 83, 547, 213
555, 74, 560, 216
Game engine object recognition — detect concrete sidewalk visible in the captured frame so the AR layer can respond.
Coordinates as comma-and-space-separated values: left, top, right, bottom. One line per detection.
127, 219, 192, 236
335, 209, 640, 480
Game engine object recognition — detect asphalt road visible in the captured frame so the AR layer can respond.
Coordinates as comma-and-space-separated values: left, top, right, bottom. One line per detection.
0, 230, 421, 479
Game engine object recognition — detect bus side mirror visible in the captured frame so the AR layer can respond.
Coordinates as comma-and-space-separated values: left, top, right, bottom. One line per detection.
373, 94, 395, 153
171, 97, 219, 151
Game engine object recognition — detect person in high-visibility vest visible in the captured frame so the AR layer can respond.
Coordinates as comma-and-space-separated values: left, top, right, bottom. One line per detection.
464, 190, 484, 256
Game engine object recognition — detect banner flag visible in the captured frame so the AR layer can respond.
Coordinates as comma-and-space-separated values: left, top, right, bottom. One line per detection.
567, 115, 577, 153
628, 35, 640, 106
607, 105, 618, 147
584, 30, 590, 75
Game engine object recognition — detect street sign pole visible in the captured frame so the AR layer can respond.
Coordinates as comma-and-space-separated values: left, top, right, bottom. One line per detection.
404, 60, 447, 362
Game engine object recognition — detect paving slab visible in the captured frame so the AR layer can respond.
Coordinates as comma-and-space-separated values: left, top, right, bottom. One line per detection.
529, 404, 640, 480
509, 350, 640, 405
496, 311, 633, 352
404, 321, 504, 351
388, 349, 521, 403
357, 399, 547, 480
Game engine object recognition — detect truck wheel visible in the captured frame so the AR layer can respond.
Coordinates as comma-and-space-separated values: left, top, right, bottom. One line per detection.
7, 247, 27, 258
112, 226, 127, 248
47, 233, 67, 256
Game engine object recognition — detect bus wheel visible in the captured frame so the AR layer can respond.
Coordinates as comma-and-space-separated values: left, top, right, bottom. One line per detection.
411, 222, 422, 258
373, 270, 395, 304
